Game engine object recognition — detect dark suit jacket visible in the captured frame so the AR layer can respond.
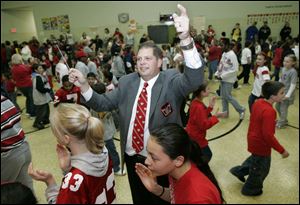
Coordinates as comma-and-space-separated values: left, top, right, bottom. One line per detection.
82, 64, 204, 166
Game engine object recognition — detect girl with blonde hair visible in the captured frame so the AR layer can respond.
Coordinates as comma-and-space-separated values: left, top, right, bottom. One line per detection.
28, 103, 116, 204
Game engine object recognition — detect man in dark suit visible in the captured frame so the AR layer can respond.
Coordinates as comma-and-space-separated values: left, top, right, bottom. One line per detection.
69, 4, 205, 204
258, 21, 271, 44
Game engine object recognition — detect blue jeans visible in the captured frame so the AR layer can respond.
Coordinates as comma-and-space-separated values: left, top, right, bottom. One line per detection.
208, 59, 218, 80
220, 81, 245, 114
275, 99, 290, 126
105, 139, 120, 172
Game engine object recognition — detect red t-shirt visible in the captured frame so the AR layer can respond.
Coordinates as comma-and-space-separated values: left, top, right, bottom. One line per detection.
208, 45, 222, 62
247, 99, 285, 156
56, 160, 116, 204
186, 100, 219, 148
169, 163, 222, 204
55, 86, 81, 104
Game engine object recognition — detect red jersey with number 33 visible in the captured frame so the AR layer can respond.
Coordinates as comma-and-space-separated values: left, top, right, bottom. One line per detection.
56, 159, 116, 204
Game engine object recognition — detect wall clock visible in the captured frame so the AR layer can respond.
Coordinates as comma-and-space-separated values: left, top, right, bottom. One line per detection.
118, 13, 129, 23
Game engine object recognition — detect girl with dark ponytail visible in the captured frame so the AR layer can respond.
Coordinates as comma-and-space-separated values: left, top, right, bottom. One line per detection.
135, 123, 225, 204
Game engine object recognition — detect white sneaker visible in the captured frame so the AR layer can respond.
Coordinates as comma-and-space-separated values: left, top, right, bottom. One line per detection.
114, 169, 126, 176
239, 109, 246, 120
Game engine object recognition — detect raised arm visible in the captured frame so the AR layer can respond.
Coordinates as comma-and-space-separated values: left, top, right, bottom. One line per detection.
172, 4, 202, 69
171, 4, 204, 97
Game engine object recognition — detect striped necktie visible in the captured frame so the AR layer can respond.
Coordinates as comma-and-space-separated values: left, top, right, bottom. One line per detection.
132, 82, 148, 153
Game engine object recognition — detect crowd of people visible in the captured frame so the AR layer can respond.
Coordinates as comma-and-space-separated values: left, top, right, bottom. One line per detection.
1, 3, 298, 204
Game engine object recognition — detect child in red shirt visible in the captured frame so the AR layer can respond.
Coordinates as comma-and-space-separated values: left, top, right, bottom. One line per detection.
185, 81, 226, 163
54, 75, 81, 106
135, 123, 225, 204
230, 81, 289, 196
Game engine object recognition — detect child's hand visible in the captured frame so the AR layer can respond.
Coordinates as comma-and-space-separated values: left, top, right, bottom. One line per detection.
281, 150, 289, 158
28, 162, 56, 186
56, 144, 71, 173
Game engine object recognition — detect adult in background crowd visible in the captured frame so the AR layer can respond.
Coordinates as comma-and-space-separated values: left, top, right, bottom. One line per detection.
258, 21, 271, 45
231, 23, 242, 42
280, 21, 292, 42
246, 21, 258, 43
11, 53, 36, 117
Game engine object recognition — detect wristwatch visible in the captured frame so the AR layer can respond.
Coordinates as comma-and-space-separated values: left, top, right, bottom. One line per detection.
180, 40, 194, 50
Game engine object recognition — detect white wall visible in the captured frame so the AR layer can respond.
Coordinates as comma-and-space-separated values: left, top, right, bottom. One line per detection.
1, 1, 299, 50
1, 9, 37, 42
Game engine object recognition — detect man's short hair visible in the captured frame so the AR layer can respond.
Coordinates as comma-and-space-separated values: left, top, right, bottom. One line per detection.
138, 41, 163, 59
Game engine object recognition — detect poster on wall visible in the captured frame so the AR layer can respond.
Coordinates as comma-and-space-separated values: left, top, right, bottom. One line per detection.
58, 15, 70, 33
42, 18, 51, 30
42, 15, 70, 32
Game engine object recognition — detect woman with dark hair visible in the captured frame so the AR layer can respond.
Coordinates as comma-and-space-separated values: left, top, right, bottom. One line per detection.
135, 123, 225, 204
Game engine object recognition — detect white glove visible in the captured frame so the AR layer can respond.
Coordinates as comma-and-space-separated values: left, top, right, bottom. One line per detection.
172, 4, 190, 40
